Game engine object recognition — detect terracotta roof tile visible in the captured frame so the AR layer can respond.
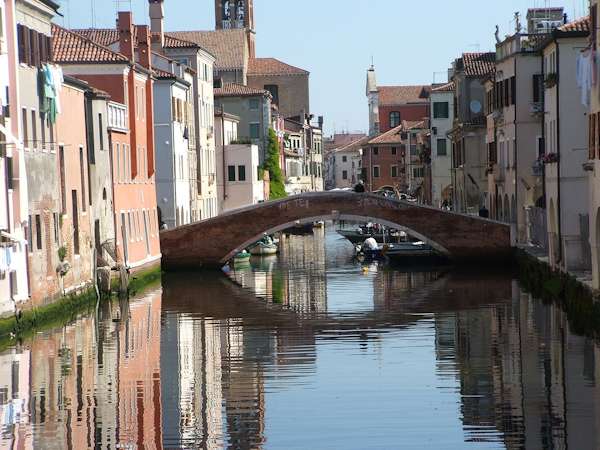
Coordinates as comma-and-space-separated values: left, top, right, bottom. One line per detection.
214, 82, 270, 98
71, 28, 199, 50
378, 85, 430, 106
460, 52, 496, 78
52, 24, 129, 64
431, 81, 455, 92
169, 29, 246, 69
368, 121, 426, 145
248, 58, 309, 76
558, 16, 590, 33
334, 135, 370, 153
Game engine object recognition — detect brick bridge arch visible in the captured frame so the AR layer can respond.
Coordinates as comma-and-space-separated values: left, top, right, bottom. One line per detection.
160, 192, 513, 270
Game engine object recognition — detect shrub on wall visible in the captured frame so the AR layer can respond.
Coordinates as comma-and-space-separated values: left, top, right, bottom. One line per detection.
263, 128, 287, 199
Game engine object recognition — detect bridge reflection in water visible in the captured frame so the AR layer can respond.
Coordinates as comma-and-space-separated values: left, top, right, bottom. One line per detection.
1, 229, 600, 449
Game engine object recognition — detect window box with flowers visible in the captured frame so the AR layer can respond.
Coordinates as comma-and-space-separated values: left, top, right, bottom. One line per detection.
541, 153, 559, 164
544, 73, 558, 88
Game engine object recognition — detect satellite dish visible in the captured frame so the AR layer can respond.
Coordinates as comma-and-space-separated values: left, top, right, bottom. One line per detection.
470, 100, 482, 114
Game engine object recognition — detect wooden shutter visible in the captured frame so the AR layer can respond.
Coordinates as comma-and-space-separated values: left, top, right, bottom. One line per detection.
597, 112, 600, 159
17, 24, 26, 64
30, 29, 40, 67
591, 114, 596, 160
511, 76, 516, 105
46, 35, 53, 62
22, 26, 30, 65
39, 33, 47, 64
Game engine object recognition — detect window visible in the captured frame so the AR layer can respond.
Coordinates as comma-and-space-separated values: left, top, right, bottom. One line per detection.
533, 74, 544, 103
79, 148, 86, 212
98, 113, 104, 151
391, 165, 398, 177
342, 170, 348, 180
391, 147, 397, 155
59, 146, 66, 213
249, 123, 260, 139
264, 84, 279, 105
6, 157, 13, 190
27, 216, 32, 251
437, 139, 447, 156
433, 102, 449, 119
238, 165, 246, 181
390, 111, 401, 128
31, 110, 37, 150
373, 166, 380, 178
249, 98, 259, 110
413, 167, 425, 178
342, 155, 347, 163
22, 109, 28, 148
53, 213, 59, 243
373, 147, 379, 156
35, 214, 41, 250
72, 191, 79, 255
228, 165, 236, 181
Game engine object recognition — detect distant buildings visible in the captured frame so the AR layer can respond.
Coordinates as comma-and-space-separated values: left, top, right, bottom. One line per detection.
324, 134, 366, 190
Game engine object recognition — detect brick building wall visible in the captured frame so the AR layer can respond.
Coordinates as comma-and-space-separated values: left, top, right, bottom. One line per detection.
362, 144, 407, 192
247, 73, 309, 119
379, 104, 429, 133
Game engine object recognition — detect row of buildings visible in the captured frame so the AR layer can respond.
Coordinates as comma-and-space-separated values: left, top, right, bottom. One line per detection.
326, 5, 600, 289
0, 0, 324, 313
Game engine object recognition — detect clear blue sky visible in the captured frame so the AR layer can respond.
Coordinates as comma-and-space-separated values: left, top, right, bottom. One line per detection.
56, 0, 586, 135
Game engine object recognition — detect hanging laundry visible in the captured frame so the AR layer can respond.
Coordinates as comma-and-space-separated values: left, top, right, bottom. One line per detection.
51, 65, 64, 114
0, 54, 8, 110
39, 64, 58, 124
577, 50, 592, 107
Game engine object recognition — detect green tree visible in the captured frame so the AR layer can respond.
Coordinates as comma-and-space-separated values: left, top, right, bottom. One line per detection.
263, 128, 287, 199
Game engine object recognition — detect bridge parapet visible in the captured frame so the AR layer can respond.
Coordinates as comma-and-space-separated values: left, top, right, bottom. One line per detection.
160, 192, 513, 270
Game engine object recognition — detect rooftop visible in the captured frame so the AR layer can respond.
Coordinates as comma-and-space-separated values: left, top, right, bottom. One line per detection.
368, 121, 426, 145
458, 52, 496, 78
248, 58, 309, 76
431, 81, 455, 92
557, 15, 590, 33
71, 27, 199, 50
169, 29, 247, 70
52, 24, 129, 64
377, 85, 430, 106
214, 82, 271, 98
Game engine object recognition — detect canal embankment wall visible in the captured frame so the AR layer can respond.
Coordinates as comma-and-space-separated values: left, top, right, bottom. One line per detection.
517, 248, 600, 337
0, 264, 162, 349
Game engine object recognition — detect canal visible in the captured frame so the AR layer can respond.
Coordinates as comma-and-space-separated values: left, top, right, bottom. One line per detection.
1, 226, 600, 449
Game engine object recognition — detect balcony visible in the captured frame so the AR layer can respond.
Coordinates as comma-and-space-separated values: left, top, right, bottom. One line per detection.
108, 102, 128, 132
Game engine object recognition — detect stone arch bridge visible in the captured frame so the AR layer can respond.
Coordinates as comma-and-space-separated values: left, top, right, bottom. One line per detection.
160, 192, 514, 270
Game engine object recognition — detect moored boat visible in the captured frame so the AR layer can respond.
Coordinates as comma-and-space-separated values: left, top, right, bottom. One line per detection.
249, 242, 278, 256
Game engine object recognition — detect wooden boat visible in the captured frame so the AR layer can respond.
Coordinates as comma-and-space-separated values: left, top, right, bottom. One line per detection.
355, 241, 443, 264
249, 241, 278, 256
285, 221, 314, 235
233, 251, 251, 263
339, 228, 404, 244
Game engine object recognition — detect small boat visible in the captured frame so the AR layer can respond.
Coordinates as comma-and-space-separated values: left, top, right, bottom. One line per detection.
233, 251, 251, 263
339, 227, 404, 244
355, 240, 443, 264
313, 220, 325, 229
249, 242, 278, 256
285, 221, 314, 235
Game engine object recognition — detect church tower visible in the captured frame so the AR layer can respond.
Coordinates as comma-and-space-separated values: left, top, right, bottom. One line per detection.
215, 0, 255, 57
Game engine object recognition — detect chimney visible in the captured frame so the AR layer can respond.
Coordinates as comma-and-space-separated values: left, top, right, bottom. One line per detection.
137, 25, 151, 69
149, 0, 164, 51
117, 11, 134, 61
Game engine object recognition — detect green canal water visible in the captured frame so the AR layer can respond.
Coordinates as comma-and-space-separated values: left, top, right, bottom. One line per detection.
1, 226, 600, 449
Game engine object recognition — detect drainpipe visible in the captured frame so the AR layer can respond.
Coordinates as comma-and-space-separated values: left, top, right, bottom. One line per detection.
221, 109, 227, 203
513, 56, 518, 237
556, 42, 563, 264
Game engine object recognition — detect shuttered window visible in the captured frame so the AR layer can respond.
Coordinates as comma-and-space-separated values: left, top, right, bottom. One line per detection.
590, 114, 596, 160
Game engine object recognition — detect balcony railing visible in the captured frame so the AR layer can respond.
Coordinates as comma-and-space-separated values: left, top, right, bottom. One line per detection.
108, 102, 128, 132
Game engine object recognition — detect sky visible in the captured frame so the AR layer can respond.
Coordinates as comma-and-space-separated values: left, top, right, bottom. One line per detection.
56, 0, 588, 136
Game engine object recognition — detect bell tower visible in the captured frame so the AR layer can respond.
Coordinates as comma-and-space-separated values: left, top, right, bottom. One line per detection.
215, 0, 255, 57
215, 0, 254, 31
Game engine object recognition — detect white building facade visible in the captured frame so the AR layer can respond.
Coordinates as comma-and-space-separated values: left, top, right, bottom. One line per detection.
430, 82, 454, 208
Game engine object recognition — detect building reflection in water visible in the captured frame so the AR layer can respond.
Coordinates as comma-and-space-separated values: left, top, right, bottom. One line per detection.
0, 289, 162, 450
4, 238, 600, 448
